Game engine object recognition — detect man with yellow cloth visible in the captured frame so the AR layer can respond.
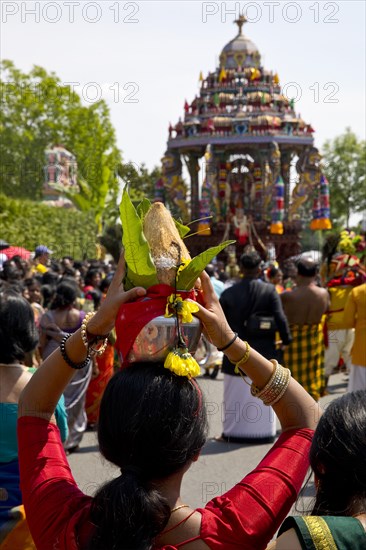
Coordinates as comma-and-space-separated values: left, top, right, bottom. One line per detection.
343, 283, 366, 391
324, 283, 355, 389
281, 259, 329, 401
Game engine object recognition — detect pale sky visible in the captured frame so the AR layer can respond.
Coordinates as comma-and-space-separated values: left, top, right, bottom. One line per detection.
2, 0, 365, 176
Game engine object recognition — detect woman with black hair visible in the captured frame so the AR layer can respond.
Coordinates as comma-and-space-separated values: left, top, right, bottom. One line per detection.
17, 255, 321, 550
39, 280, 92, 453
272, 390, 366, 548
0, 290, 67, 548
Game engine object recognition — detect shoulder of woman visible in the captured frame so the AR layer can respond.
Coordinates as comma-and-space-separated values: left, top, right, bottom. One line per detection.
269, 528, 302, 550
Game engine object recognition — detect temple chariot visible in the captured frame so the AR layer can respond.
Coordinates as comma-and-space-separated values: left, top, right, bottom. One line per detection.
154, 16, 331, 263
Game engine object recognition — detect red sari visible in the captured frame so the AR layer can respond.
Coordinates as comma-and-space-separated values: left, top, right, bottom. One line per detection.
18, 416, 313, 550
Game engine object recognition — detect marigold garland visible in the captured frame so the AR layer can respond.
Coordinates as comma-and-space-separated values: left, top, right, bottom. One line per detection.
164, 294, 199, 324
164, 348, 201, 378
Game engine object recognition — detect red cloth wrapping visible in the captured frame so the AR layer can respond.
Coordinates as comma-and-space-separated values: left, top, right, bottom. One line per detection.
115, 284, 197, 365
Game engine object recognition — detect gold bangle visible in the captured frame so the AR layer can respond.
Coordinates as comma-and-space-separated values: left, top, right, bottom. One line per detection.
80, 312, 109, 357
251, 359, 278, 397
264, 368, 291, 406
251, 360, 291, 406
233, 341, 251, 386
233, 340, 250, 373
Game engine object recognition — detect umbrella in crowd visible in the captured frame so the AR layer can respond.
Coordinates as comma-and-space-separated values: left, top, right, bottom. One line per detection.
1, 246, 32, 260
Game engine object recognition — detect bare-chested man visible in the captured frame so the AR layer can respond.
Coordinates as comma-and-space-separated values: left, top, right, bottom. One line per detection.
281, 258, 329, 401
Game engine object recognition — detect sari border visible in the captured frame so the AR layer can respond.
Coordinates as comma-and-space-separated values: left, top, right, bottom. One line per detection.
302, 516, 337, 550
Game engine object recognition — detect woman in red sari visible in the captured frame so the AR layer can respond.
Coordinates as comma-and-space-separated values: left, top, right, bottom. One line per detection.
17, 255, 321, 550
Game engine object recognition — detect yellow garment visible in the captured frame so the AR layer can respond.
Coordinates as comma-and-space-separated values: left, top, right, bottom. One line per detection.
343, 283, 366, 366
32, 263, 48, 274
327, 286, 353, 330
0, 505, 36, 549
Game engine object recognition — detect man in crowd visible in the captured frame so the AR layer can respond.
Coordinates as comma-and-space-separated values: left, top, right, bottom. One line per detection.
219, 251, 291, 443
32, 245, 53, 274
281, 258, 329, 400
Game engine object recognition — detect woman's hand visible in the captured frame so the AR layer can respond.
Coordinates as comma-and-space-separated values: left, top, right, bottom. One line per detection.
87, 253, 146, 336
191, 271, 235, 350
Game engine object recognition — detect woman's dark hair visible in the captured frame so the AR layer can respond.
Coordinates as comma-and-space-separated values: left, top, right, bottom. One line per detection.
84, 268, 102, 287
62, 266, 76, 278
24, 277, 41, 290
90, 363, 207, 550
41, 284, 55, 309
51, 281, 78, 309
310, 390, 366, 516
0, 261, 22, 282
0, 290, 39, 363
85, 288, 102, 310
41, 270, 60, 286
267, 265, 280, 279
99, 275, 112, 294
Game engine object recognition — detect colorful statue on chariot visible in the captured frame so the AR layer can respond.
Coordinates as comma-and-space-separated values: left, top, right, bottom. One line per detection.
154, 16, 332, 262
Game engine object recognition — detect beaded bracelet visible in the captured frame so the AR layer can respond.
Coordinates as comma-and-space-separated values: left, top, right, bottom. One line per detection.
264, 368, 291, 407
80, 312, 109, 357
60, 334, 91, 370
251, 359, 278, 398
217, 332, 238, 352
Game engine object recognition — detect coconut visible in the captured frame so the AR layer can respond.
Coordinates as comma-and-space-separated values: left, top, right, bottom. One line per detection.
143, 202, 191, 286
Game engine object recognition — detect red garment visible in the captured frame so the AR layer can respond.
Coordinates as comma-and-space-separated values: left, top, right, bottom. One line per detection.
85, 342, 114, 424
17, 416, 313, 550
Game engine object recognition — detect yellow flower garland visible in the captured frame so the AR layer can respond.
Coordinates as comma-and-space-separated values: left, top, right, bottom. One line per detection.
164, 294, 199, 324
164, 348, 200, 378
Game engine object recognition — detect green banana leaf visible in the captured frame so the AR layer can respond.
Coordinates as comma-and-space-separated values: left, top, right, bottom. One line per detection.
119, 189, 158, 289
136, 197, 151, 220
174, 219, 191, 238
177, 240, 236, 290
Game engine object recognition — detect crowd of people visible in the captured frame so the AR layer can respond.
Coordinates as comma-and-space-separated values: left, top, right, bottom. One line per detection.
0, 241, 365, 549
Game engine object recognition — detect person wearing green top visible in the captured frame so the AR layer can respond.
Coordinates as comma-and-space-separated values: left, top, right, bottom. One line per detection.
270, 390, 366, 549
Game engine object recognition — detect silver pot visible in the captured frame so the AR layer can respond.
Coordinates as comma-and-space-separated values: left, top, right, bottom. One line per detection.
127, 315, 202, 363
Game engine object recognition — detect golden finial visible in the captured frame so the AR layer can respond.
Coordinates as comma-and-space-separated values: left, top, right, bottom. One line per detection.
235, 15, 247, 35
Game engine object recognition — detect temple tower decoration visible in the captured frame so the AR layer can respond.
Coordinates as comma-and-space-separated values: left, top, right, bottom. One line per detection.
155, 16, 331, 261
43, 144, 79, 207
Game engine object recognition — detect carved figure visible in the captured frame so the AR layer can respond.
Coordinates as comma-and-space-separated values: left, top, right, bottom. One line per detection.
263, 142, 281, 214
289, 147, 322, 219
155, 151, 189, 220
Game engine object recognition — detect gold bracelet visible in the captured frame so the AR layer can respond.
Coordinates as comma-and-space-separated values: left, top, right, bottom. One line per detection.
264, 368, 291, 406
232, 341, 251, 386
80, 312, 109, 357
251, 359, 291, 406
233, 340, 250, 373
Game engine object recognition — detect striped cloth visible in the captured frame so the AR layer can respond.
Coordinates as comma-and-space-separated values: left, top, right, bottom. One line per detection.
284, 323, 325, 401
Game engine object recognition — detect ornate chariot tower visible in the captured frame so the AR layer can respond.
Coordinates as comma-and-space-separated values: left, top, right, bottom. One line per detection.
155, 17, 331, 261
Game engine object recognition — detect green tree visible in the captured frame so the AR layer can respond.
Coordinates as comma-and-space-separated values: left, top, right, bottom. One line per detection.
322, 128, 366, 227
0, 60, 122, 220
117, 162, 161, 204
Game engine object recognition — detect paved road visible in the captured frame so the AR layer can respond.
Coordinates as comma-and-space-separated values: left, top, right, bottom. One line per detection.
68, 370, 348, 511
